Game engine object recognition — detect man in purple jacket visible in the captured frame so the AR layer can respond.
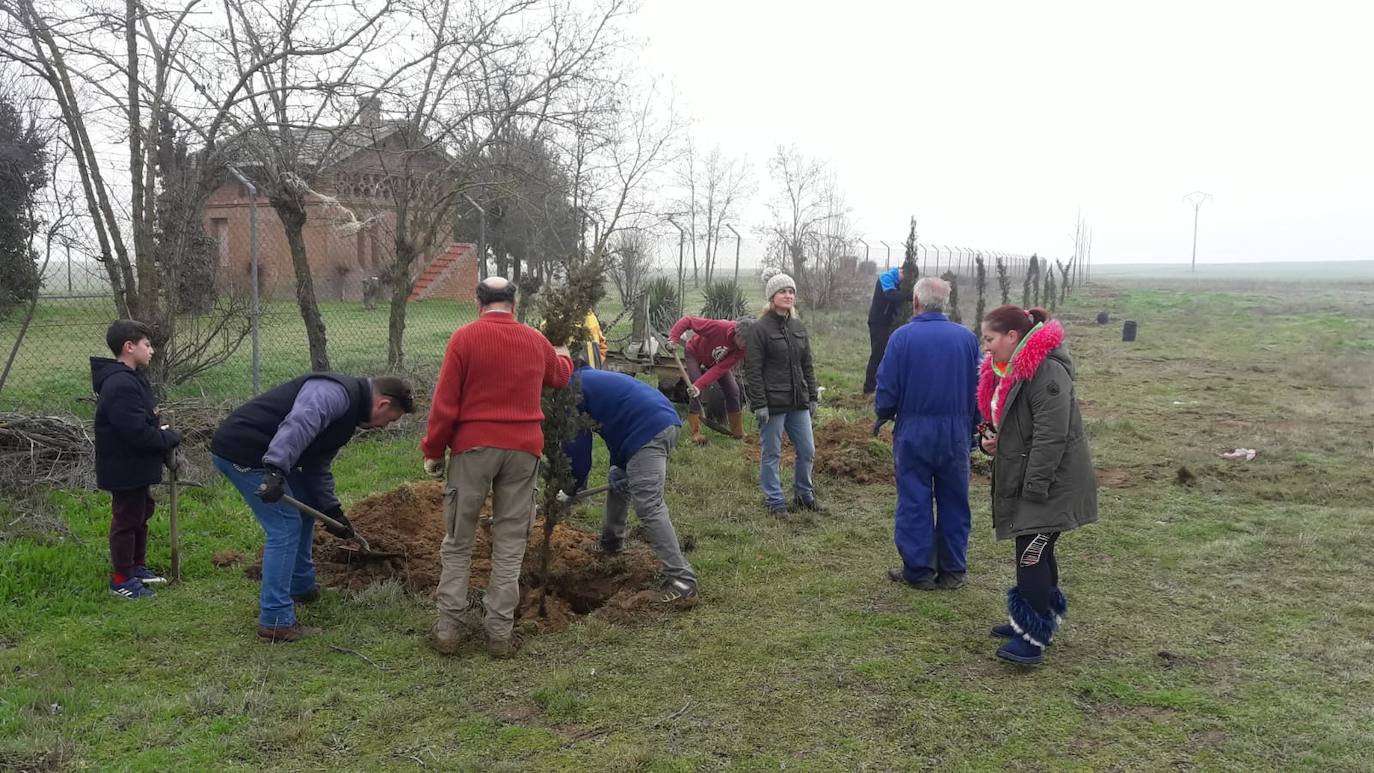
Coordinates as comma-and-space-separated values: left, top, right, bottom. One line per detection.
212, 373, 414, 641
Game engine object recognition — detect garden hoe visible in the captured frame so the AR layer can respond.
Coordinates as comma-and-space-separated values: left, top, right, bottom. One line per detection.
279, 494, 400, 560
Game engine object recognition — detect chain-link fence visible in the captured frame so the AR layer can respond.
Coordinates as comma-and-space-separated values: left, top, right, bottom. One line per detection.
0, 209, 481, 416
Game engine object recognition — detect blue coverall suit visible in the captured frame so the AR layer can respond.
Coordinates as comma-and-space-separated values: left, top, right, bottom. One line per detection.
875, 311, 982, 583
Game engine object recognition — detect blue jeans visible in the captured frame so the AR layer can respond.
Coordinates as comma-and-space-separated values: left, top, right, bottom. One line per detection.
759, 409, 815, 509
213, 455, 325, 628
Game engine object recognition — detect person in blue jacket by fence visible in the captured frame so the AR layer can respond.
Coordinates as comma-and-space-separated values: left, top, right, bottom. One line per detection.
864, 265, 905, 397
874, 277, 982, 590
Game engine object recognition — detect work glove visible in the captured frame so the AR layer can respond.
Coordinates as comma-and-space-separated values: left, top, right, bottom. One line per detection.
555, 489, 573, 505
163, 428, 183, 448
686, 383, 701, 399
163, 449, 184, 474
872, 418, 889, 437
608, 467, 630, 496
753, 407, 769, 425
664, 340, 677, 353
423, 457, 444, 479
321, 506, 355, 539
255, 466, 286, 503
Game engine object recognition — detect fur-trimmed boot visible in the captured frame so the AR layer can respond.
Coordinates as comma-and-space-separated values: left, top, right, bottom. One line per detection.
991, 588, 1067, 640
687, 414, 708, 445
727, 411, 744, 439
995, 588, 1057, 666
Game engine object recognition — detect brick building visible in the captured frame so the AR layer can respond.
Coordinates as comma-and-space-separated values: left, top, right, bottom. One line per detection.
203, 105, 479, 303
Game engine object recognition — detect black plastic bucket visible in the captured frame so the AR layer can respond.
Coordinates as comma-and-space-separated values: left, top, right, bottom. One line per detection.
1122, 320, 1138, 342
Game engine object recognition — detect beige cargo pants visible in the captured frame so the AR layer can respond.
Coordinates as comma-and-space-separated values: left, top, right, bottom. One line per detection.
435, 447, 539, 640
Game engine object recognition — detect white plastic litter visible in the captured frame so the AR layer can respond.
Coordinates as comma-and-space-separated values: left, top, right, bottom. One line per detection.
1219, 448, 1257, 461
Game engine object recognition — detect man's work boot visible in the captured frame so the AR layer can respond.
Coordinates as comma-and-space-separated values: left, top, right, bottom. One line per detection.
257, 623, 322, 643
727, 411, 745, 439
429, 609, 480, 656
486, 631, 521, 660
687, 414, 708, 445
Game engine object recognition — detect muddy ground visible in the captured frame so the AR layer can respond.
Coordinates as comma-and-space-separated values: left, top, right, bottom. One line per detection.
243, 481, 683, 633
742, 415, 896, 484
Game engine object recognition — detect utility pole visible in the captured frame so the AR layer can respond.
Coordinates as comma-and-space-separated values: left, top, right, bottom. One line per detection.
1184, 191, 1211, 273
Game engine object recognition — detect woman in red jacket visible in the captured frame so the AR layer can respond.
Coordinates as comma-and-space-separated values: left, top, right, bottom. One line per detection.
666, 316, 753, 443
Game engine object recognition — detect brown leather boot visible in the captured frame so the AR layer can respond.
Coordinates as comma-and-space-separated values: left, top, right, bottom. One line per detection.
727, 411, 744, 439
256, 623, 323, 642
687, 414, 707, 445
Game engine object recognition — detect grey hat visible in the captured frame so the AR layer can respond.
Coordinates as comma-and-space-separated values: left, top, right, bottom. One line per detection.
765, 273, 796, 301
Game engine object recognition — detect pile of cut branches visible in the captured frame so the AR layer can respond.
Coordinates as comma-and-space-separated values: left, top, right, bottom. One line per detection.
0, 412, 94, 490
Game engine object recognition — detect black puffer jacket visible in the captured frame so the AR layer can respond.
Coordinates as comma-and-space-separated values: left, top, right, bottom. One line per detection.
91, 357, 181, 491
744, 311, 817, 413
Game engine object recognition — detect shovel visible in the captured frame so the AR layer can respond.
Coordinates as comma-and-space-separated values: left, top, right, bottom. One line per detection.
165, 451, 182, 583
279, 494, 400, 559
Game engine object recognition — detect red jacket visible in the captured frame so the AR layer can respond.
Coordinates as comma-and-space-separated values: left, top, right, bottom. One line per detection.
668, 316, 745, 389
421, 312, 573, 459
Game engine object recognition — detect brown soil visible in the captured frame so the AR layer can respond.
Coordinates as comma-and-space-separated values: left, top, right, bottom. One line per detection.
245, 480, 681, 633
210, 549, 244, 567
742, 416, 895, 484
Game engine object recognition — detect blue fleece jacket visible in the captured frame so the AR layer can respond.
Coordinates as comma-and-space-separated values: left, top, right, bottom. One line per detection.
875, 311, 982, 461
566, 368, 681, 490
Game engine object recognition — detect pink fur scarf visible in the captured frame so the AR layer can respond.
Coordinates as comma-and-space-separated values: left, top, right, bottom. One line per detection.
977, 320, 1065, 428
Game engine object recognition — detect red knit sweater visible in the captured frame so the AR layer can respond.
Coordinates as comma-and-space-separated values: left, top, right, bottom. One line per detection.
421, 312, 573, 459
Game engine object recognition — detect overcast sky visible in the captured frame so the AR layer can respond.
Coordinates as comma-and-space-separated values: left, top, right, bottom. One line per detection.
624, 0, 1373, 263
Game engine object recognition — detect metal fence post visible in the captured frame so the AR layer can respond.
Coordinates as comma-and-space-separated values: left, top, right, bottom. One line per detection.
228, 166, 261, 395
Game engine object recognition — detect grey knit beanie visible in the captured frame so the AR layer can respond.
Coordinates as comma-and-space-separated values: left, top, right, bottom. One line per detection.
765, 273, 796, 301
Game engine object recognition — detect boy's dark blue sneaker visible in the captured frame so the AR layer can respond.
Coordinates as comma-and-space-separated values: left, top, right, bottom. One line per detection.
130, 566, 168, 585
110, 577, 155, 599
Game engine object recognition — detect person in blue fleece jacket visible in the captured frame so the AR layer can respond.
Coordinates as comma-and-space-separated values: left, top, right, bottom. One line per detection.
564, 368, 697, 604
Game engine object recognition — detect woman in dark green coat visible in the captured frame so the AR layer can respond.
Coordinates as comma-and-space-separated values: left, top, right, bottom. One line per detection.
744, 272, 824, 519
977, 305, 1098, 666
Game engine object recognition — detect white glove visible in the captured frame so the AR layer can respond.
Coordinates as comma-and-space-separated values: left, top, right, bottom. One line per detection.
687, 384, 701, 399
423, 457, 444, 479
555, 490, 572, 505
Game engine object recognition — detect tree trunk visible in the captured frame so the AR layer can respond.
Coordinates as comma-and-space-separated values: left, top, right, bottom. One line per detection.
789, 242, 805, 302
387, 241, 419, 371
271, 196, 330, 371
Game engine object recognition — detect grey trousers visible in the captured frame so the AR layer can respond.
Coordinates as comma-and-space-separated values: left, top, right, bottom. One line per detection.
604, 426, 696, 587
436, 447, 539, 640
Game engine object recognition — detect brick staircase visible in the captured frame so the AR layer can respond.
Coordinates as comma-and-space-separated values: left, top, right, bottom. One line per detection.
408, 243, 473, 301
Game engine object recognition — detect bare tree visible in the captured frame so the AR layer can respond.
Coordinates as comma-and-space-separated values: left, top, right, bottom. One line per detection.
606, 226, 655, 309
676, 142, 751, 285
0, 0, 284, 382
204, 0, 398, 371
765, 145, 831, 303
352, 0, 630, 368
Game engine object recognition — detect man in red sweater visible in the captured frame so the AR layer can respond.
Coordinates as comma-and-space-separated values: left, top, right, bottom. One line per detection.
421, 277, 573, 658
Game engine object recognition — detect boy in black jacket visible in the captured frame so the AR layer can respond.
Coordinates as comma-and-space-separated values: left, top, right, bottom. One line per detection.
92, 320, 182, 599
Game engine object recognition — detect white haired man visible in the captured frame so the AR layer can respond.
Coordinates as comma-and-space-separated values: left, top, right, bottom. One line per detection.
873, 277, 982, 590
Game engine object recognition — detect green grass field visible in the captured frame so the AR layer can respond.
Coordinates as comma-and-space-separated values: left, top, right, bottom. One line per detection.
3, 280, 1373, 770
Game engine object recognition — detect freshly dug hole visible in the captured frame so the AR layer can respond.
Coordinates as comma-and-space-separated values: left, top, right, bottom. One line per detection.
309, 481, 677, 632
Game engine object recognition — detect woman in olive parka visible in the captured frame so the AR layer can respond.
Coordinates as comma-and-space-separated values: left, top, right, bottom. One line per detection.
977, 305, 1098, 666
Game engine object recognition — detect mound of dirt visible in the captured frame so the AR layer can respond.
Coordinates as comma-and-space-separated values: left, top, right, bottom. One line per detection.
742, 416, 895, 484
306, 481, 677, 632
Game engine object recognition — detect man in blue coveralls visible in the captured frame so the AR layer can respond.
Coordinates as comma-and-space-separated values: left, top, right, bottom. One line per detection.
564, 367, 698, 604
874, 277, 982, 590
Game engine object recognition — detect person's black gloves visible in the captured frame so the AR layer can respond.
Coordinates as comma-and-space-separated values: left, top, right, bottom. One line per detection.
255, 466, 286, 503
164, 428, 183, 448
321, 506, 355, 539
872, 418, 889, 437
